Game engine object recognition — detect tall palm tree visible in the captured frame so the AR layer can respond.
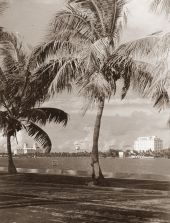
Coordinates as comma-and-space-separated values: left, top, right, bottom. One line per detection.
31, 0, 153, 183
0, 30, 68, 174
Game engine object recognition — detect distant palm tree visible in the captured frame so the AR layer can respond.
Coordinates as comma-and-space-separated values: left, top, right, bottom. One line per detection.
32, 0, 153, 183
0, 31, 68, 174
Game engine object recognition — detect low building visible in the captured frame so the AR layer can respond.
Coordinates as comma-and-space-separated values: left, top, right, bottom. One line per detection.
13, 148, 24, 155
134, 136, 163, 152
118, 151, 124, 158
14, 143, 43, 155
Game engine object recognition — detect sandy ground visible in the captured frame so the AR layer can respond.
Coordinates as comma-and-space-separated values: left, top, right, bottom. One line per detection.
0, 173, 170, 223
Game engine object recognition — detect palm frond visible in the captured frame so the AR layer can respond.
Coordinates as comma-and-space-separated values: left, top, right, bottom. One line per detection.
0, 31, 27, 72
0, 46, 19, 73
23, 58, 79, 108
103, 53, 155, 100
48, 58, 81, 94
21, 107, 68, 126
143, 61, 170, 110
69, 0, 126, 40
24, 61, 56, 108
117, 34, 160, 59
117, 32, 170, 60
78, 71, 111, 102
30, 40, 83, 66
0, 1, 8, 15
151, 0, 170, 16
0, 111, 8, 129
49, 7, 96, 42
25, 122, 52, 152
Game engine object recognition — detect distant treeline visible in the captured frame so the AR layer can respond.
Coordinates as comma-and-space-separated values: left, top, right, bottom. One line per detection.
0, 148, 170, 158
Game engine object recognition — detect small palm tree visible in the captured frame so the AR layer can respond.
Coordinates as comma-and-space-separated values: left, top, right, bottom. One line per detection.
0, 30, 68, 174
31, 0, 153, 183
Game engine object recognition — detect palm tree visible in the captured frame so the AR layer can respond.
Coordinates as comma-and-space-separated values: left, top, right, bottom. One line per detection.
31, 0, 154, 183
0, 30, 68, 174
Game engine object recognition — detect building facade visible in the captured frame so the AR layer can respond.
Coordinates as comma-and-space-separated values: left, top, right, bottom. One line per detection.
14, 143, 43, 155
134, 136, 163, 152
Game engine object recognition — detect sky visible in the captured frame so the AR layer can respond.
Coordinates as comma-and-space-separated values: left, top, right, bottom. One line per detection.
0, 0, 170, 152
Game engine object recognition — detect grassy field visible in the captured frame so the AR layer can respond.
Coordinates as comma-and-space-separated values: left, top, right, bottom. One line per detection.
0, 173, 170, 223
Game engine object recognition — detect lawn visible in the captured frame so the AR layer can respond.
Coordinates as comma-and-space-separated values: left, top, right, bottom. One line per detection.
0, 173, 170, 223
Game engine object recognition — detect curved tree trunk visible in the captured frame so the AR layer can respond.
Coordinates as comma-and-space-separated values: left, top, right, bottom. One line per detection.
91, 99, 104, 183
7, 133, 17, 174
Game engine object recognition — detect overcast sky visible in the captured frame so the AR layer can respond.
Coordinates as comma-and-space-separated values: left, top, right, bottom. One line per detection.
0, 0, 170, 152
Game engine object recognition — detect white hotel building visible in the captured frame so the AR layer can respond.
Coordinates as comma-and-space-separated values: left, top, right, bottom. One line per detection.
134, 136, 163, 152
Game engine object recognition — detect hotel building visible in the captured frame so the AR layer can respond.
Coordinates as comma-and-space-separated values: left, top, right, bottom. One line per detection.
134, 136, 163, 152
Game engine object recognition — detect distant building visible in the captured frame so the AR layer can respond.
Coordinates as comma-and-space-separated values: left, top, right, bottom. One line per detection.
134, 136, 163, 152
14, 143, 43, 155
75, 143, 81, 151
74, 143, 88, 153
14, 148, 24, 155
118, 151, 124, 158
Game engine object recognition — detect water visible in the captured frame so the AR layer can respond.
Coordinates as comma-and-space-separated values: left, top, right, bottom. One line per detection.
1, 157, 170, 180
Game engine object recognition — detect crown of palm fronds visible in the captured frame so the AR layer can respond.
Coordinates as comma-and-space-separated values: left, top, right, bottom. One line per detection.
0, 31, 69, 153
30, 0, 128, 101
68, 0, 127, 42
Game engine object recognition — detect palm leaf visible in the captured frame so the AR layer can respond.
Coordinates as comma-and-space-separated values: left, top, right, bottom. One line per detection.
103, 53, 155, 99
30, 40, 83, 66
0, 111, 8, 129
69, 0, 126, 40
117, 32, 170, 60
25, 122, 52, 152
21, 107, 68, 126
49, 7, 96, 42
78, 71, 111, 102
151, 0, 170, 16
48, 58, 81, 94
24, 61, 57, 108
0, 31, 27, 72
0, 1, 7, 14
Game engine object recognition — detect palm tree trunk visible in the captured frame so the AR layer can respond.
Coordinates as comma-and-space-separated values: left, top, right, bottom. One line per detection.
91, 99, 104, 182
7, 133, 17, 174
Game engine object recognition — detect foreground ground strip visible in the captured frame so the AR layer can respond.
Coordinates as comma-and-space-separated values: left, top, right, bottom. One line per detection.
0, 174, 170, 223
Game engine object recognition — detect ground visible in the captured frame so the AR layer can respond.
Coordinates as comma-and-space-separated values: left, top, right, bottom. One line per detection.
0, 174, 170, 223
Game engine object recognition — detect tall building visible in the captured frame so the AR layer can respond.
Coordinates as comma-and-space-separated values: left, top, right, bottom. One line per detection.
134, 136, 163, 152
